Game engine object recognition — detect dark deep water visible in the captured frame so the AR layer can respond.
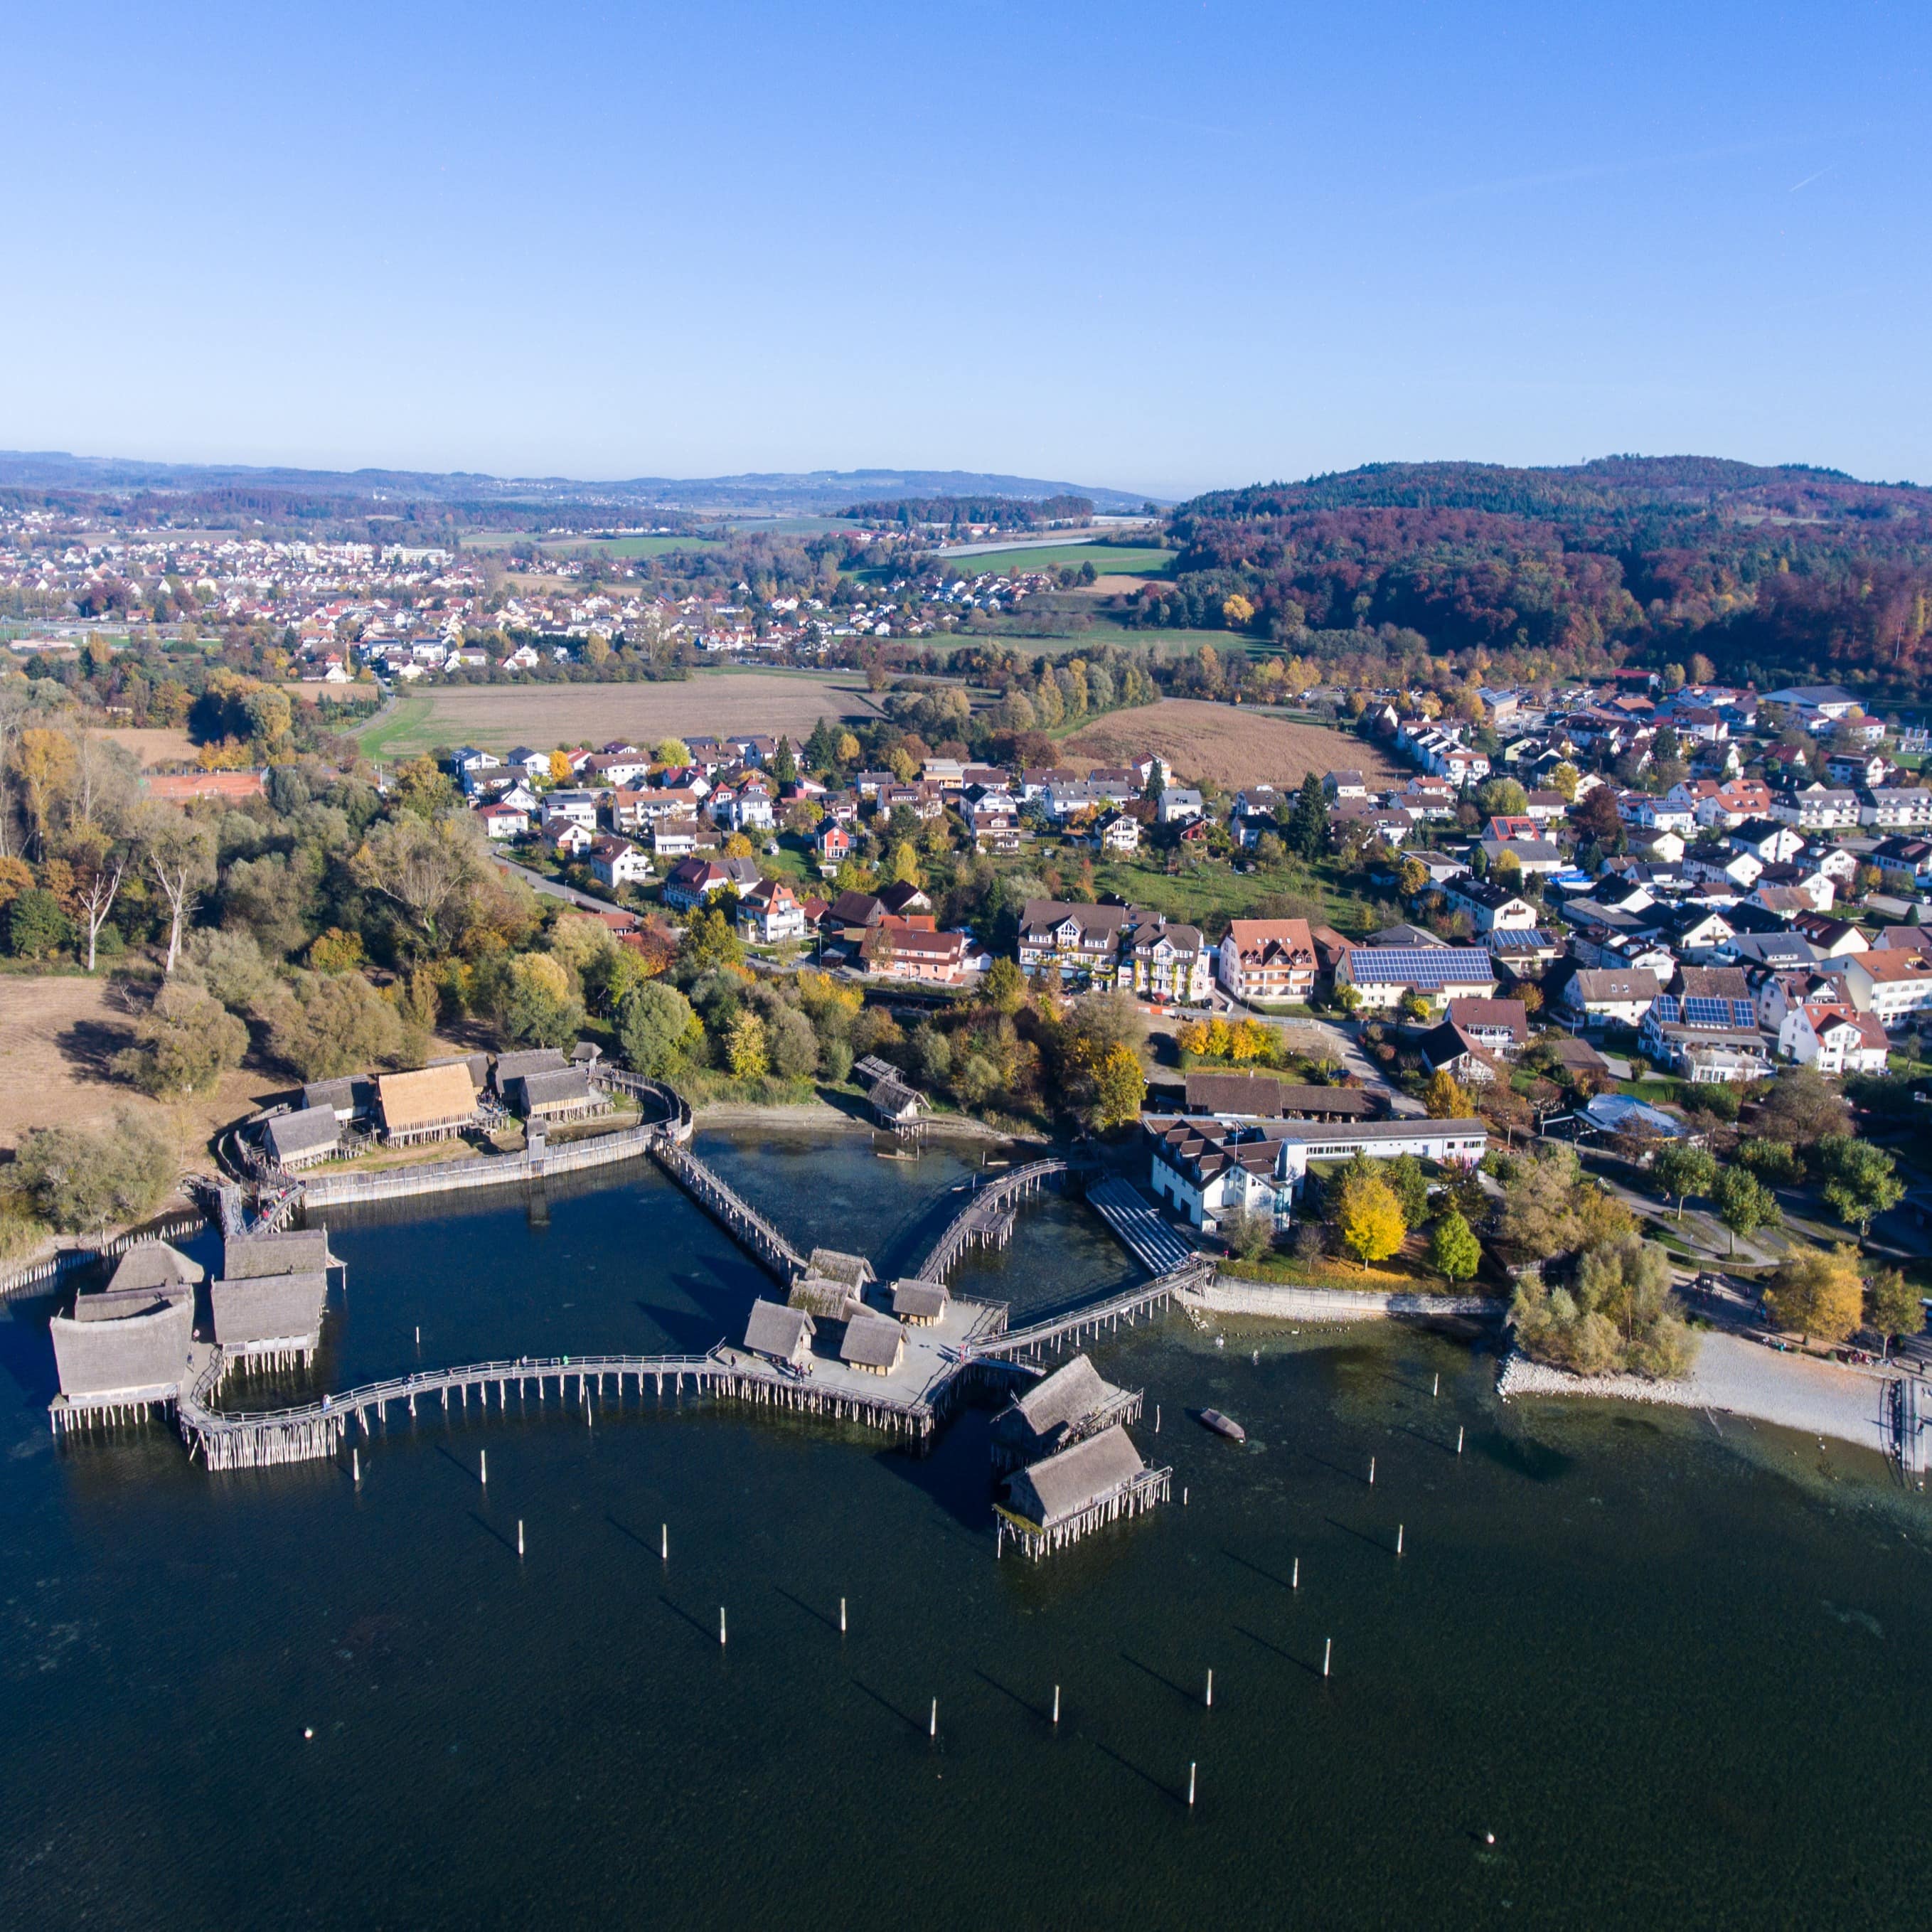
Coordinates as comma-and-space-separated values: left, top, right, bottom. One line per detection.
3, 1127, 1929, 1930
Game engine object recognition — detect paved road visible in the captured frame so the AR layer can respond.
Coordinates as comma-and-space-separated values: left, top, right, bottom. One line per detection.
493, 856, 617, 912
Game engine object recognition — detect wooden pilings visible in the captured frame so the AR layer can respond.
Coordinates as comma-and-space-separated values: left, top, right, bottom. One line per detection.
994, 1466, 1173, 1561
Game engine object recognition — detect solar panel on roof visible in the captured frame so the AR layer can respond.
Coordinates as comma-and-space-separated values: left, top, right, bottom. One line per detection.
1351, 949, 1494, 987
1681, 996, 1730, 1026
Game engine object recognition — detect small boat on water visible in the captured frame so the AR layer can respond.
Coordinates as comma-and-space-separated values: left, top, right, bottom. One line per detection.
1199, 1409, 1246, 1443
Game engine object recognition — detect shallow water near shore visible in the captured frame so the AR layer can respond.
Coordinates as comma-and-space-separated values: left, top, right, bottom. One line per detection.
1, 1129, 1928, 1930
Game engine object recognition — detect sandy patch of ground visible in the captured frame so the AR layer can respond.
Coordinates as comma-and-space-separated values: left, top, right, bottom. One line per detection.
364, 673, 882, 755
1060, 700, 1399, 791
99, 727, 198, 768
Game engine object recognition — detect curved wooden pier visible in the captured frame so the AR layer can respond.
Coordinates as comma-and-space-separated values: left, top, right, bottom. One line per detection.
915, 1159, 1068, 1281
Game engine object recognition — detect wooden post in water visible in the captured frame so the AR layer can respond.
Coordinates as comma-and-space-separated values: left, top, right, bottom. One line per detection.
1155, 1404, 1160, 1434
1457, 1426, 1465, 1455
719, 1607, 727, 1647
1204, 1668, 1213, 1709
352, 1448, 360, 1485
929, 1698, 937, 1739
1323, 1638, 1332, 1678
1368, 1455, 1375, 1485
1292, 1557, 1299, 1589
1188, 1761, 1197, 1807
1432, 1372, 1439, 1398
518, 1519, 525, 1558
1052, 1684, 1060, 1725
479, 1449, 487, 1487
661, 1523, 668, 1560
1396, 1523, 1404, 1557
839, 1596, 847, 1634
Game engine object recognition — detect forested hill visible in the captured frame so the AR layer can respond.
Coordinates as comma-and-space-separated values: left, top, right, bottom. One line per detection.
1156, 457, 1932, 697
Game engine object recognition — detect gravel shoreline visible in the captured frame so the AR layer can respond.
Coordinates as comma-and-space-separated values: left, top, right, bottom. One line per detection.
1498, 1333, 1894, 1458
691, 1101, 1018, 1143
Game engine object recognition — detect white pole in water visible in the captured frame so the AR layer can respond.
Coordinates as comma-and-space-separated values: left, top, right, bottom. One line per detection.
1183, 1487, 1188, 1506
1368, 1456, 1375, 1485
1292, 1557, 1299, 1589
720, 1607, 727, 1647
479, 1449, 487, 1487
1205, 1669, 1213, 1709
1396, 1523, 1404, 1557
352, 1448, 360, 1485
1323, 1638, 1333, 1678
661, 1523, 668, 1560
415, 1326, 421, 1346
1188, 1761, 1197, 1807
1457, 1426, 1465, 1456
929, 1699, 937, 1739
518, 1519, 525, 1558
1433, 1372, 1439, 1397
1155, 1404, 1160, 1434
1052, 1685, 1060, 1725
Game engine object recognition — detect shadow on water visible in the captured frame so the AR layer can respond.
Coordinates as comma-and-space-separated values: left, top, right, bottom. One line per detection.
773, 1584, 839, 1634
874, 1407, 1000, 1535
1120, 1652, 1197, 1707
1234, 1623, 1323, 1678
972, 1667, 1047, 1723
1472, 1431, 1578, 1482
848, 1677, 926, 1736
467, 1510, 517, 1555
0, 1291, 62, 1404
1222, 1547, 1298, 1593
658, 1594, 722, 1650
1089, 1734, 1182, 1803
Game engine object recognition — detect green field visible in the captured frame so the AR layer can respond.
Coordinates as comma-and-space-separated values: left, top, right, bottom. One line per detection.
544, 533, 727, 557
939, 543, 1175, 578
1089, 853, 1396, 939
356, 692, 437, 759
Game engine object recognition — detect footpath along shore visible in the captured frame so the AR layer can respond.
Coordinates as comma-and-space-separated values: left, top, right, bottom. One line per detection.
1498, 1332, 1895, 1458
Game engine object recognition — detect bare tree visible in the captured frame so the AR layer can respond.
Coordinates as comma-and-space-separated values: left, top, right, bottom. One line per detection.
68, 832, 129, 973
137, 806, 215, 974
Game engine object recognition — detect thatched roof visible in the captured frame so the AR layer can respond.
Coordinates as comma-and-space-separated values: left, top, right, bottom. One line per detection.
513, 1067, 595, 1113
222, 1229, 334, 1279
1005, 1353, 1117, 1438
890, 1279, 949, 1322
838, 1313, 906, 1370
808, 1248, 875, 1288
493, 1047, 567, 1092
378, 1062, 479, 1131
789, 1276, 862, 1319
744, 1298, 814, 1360
103, 1242, 204, 1296
1005, 1424, 1146, 1527
265, 1105, 339, 1163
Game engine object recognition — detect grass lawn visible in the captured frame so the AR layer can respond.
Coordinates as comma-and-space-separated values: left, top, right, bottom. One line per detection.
941, 543, 1176, 577
1088, 853, 1393, 938
355, 691, 436, 758
544, 533, 727, 558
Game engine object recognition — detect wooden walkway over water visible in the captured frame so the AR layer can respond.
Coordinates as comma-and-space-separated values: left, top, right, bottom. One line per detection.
968, 1259, 1214, 1363
649, 1141, 807, 1281
173, 1343, 902, 1470
915, 1160, 1068, 1281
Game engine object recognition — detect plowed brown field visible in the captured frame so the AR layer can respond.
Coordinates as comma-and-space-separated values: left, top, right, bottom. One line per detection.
1061, 700, 1398, 790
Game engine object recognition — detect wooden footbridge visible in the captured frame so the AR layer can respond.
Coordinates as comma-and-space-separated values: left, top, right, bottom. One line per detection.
174, 1328, 999, 1469
967, 1258, 1215, 1364
649, 1139, 806, 1281
914, 1159, 1069, 1281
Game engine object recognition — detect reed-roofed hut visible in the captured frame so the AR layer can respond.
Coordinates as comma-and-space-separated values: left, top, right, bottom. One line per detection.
989, 1352, 1141, 1472
996, 1424, 1170, 1560
890, 1278, 949, 1326
743, 1298, 816, 1372
789, 1276, 863, 1320
838, 1313, 907, 1377
48, 1242, 201, 1422
510, 1065, 609, 1124
492, 1047, 568, 1095
807, 1248, 876, 1291
263, 1104, 341, 1170
378, 1062, 481, 1145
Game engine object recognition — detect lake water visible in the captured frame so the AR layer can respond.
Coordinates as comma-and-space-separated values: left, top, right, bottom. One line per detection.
2, 1128, 1928, 1929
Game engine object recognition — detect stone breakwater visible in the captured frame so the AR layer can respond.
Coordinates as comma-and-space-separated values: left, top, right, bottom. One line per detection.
1495, 1350, 1692, 1407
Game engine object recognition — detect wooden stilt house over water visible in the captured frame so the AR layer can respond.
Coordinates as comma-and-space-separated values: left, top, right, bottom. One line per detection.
210, 1227, 340, 1372
743, 1298, 816, 1373
996, 1424, 1171, 1560
838, 1312, 907, 1377
988, 1352, 1143, 1473
49, 1242, 201, 1431
789, 1276, 864, 1319
854, 1055, 927, 1137
378, 1062, 482, 1146
890, 1278, 950, 1326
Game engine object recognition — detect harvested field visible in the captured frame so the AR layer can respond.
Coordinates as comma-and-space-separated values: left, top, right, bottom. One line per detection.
1060, 700, 1399, 791
353, 672, 882, 757
99, 727, 199, 768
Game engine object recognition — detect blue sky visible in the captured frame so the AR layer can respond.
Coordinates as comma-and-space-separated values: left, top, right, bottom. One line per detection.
6, 1, 1926, 498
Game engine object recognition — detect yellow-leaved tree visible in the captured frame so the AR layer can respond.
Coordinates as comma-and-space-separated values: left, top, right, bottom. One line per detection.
1337, 1170, 1407, 1269
1422, 1069, 1474, 1119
